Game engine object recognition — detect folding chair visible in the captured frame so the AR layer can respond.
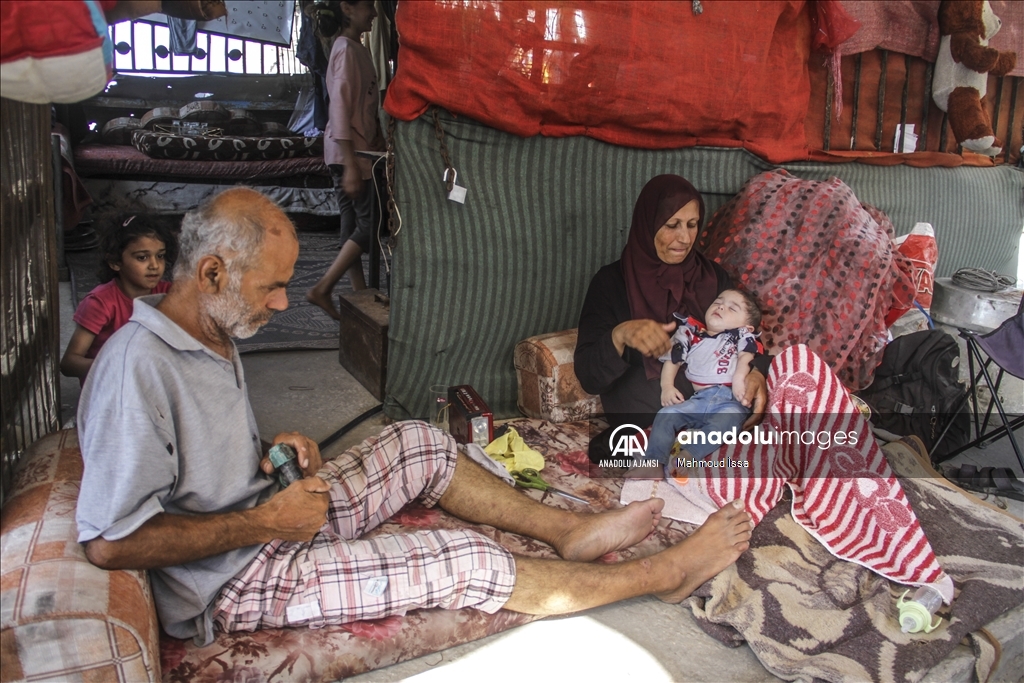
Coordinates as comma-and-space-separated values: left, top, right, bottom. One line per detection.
933, 296, 1024, 473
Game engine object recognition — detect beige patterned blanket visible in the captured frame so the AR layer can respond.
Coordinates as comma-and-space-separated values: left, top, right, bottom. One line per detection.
683, 438, 1024, 682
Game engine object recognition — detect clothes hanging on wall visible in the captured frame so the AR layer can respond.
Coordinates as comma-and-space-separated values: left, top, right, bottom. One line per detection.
295, 5, 329, 131
0, 0, 114, 104
168, 17, 199, 55
368, 0, 393, 91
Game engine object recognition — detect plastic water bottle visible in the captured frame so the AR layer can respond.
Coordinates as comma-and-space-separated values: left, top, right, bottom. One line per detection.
898, 585, 943, 634
268, 443, 303, 489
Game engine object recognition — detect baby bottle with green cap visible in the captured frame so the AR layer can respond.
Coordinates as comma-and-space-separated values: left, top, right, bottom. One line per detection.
898, 585, 943, 634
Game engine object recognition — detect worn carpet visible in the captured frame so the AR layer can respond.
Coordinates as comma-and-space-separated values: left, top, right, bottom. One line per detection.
66, 230, 386, 353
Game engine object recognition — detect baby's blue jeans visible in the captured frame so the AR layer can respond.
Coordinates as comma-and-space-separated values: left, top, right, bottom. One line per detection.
647, 384, 751, 465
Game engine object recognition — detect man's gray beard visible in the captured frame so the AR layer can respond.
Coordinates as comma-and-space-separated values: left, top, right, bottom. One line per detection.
201, 282, 271, 340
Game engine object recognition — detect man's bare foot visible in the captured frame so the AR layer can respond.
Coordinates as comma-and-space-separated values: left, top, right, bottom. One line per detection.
306, 286, 341, 321
555, 499, 665, 561
653, 499, 752, 603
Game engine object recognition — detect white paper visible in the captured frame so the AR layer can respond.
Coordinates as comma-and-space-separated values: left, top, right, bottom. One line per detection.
286, 598, 322, 623
893, 124, 918, 154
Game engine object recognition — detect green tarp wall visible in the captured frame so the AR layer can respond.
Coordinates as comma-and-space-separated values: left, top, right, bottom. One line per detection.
385, 111, 1024, 420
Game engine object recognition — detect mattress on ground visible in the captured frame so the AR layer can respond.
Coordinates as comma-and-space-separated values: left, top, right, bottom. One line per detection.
386, 111, 1024, 420
161, 420, 1022, 682
81, 178, 339, 217
74, 143, 330, 181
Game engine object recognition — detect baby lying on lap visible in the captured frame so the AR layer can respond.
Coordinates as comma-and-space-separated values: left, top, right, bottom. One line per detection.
646, 288, 763, 483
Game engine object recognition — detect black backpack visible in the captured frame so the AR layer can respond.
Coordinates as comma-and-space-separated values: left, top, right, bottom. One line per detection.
855, 330, 970, 461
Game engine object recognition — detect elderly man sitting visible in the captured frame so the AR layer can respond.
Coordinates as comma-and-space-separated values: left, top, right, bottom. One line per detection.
76, 187, 752, 645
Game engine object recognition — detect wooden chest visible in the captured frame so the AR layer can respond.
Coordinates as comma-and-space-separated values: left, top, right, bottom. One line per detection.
338, 289, 389, 400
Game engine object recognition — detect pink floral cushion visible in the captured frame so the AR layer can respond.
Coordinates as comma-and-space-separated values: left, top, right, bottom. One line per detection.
515, 329, 603, 422
0, 430, 160, 682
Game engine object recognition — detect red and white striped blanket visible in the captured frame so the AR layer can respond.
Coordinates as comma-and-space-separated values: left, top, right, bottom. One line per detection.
625, 344, 954, 600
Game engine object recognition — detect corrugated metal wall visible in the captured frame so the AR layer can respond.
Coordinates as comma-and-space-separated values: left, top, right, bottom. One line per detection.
1, 98, 61, 506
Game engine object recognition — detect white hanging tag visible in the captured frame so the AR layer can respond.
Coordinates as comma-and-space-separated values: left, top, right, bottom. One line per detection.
363, 576, 389, 596
445, 169, 468, 204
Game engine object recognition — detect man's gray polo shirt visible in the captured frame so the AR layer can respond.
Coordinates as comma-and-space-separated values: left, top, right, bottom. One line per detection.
76, 295, 276, 644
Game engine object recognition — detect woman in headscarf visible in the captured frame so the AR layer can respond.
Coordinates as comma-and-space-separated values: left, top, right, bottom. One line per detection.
576, 175, 954, 607
574, 174, 769, 421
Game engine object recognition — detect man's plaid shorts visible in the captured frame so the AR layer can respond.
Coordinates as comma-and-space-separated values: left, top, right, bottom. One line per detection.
212, 421, 516, 632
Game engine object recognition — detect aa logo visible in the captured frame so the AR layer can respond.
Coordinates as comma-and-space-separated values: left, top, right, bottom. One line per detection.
608, 424, 648, 458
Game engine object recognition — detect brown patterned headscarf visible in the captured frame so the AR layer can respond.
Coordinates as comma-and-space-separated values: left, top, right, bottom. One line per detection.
622, 174, 719, 378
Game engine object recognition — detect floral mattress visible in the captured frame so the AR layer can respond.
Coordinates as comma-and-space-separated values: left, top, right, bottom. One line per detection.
160, 420, 1023, 683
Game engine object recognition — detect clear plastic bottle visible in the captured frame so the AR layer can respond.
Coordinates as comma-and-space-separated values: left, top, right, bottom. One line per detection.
898, 585, 943, 634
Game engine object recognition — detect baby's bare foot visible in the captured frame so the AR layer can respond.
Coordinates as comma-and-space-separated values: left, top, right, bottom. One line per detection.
556, 498, 665, 561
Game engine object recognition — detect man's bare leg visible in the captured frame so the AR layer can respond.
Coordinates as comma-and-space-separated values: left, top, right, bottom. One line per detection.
439, 453, 665, 562
504, 500, 753, 614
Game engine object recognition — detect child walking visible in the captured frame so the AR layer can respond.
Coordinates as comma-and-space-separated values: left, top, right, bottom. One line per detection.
646, 288, 763, 470
61, 214, 176, 383
305, 0, 385, 320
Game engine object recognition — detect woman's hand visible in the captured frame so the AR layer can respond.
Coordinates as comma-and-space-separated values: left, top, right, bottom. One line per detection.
740, 369, 768, 430
611, 319, 676, 358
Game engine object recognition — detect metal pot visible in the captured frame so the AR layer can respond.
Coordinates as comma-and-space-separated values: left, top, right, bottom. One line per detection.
930, 277, 1022, 333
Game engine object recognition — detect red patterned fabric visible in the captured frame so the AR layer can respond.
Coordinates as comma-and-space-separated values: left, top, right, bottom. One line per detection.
702, 345, 951, 596
700, 169, 916, 391
837, 0, 1023, 78
384, 1, 814, 163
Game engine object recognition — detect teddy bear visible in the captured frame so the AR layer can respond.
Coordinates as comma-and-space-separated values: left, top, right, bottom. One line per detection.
932, 0, 1016, 156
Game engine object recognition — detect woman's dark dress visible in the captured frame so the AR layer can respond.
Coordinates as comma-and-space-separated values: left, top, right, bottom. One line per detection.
575, 259, 769, 420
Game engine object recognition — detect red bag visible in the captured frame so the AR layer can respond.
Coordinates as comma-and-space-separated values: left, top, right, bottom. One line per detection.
0, 0, 115, 104
894, 223, 939, 309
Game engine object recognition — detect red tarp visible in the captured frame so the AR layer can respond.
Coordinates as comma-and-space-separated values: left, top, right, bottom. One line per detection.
385, 1, 814, 163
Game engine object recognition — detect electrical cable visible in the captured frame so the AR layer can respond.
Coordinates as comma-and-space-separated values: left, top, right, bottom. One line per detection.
950, 267, 1017, 292
370, 151, 399, 275
317, 403, 384, 451
912, 300, 934, 329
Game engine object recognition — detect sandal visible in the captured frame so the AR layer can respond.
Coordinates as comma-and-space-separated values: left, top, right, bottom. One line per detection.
945, 464, 1024, 502
990, 467, 1024, 502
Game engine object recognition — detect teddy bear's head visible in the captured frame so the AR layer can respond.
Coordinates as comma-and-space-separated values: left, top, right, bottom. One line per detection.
938, 0, 1002, 42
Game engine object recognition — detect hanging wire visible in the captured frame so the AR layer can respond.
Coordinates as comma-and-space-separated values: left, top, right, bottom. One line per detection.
370, 152, 395, 276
